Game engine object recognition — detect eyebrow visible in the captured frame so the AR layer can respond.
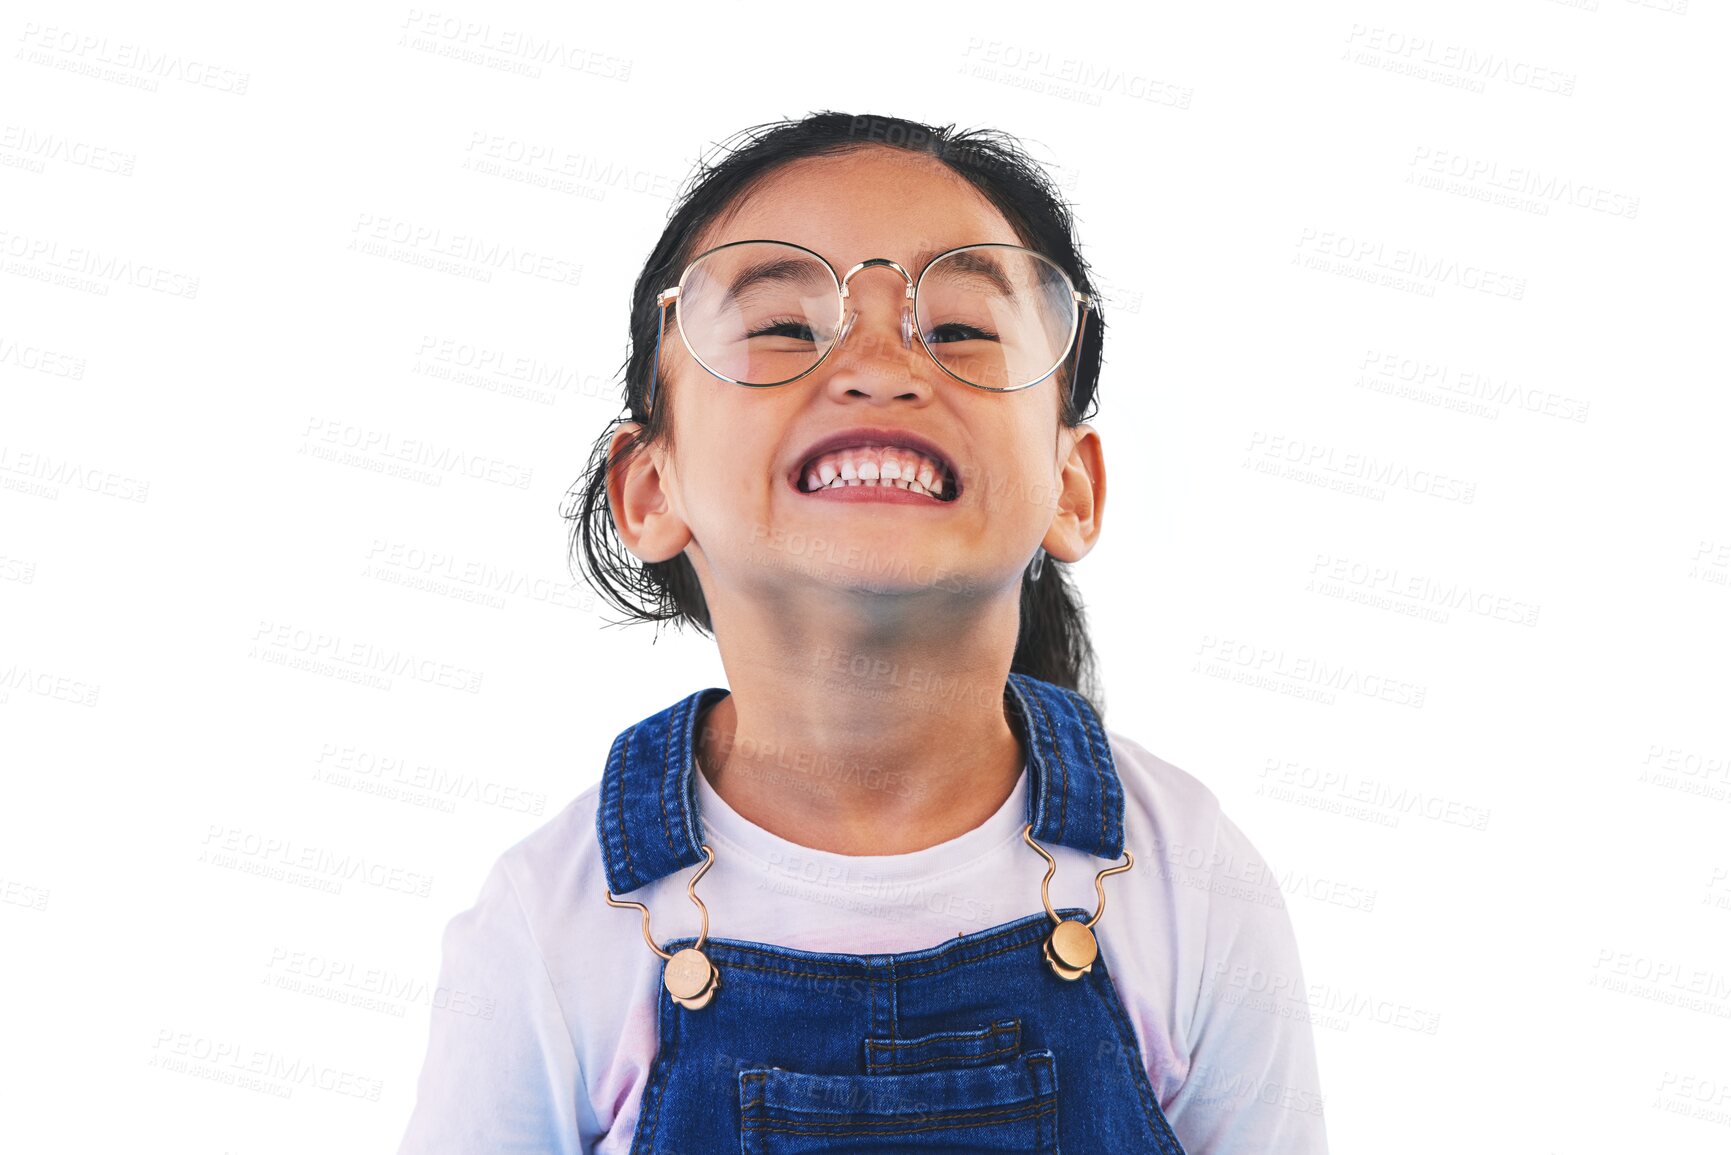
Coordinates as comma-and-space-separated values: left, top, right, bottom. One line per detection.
717, 244, 1022, 303
916, 246, 1016, 298
725, 254, 833, 300
908, 245, 949, 276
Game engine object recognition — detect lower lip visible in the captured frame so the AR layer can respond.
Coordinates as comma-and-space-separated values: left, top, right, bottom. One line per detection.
793, 480, 956, 505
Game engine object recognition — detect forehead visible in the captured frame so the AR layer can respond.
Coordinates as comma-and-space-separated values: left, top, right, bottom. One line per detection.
691, 147, 1025, 276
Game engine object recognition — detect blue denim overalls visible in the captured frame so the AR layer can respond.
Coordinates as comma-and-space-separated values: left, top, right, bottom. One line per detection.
596, 671, 1189, 1153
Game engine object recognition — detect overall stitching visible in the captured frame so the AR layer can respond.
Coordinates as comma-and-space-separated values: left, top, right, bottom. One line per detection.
739, 1052, 1059, 1134
1063, 683, 1121, 857
744, 1095, 1052, 1125
865, 1037, 1019, 1071
1007, 678, 1051, 842
1087, 950, 1188, 1153
865, 1018, 1018, 1055
656, 704, 678, 860
886, 955, 899, 1036
611, 728, 637, 892
868, 960, 878, 1049
632, 980, 679, 1153
677, 694, 704, 856
659, 909, 1078, 981
1056, 685, 1108, 853
1025, 687, 1074, 848
743, 1102, 1056, 1137
676, 691, 709, 856
865, 1020, 1018, 1050
864, 1024, 1021, 1072
648, 910, 1179, 1150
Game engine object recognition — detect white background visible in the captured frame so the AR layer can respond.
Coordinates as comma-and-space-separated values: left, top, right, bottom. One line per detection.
3, 0, 1728, 1151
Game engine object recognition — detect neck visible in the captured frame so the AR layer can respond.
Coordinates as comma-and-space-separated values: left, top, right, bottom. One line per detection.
696, 601, 1027, 856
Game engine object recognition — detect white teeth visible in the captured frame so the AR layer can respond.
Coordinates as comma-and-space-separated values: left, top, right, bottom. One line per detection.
808, 474, 937, 497
801, 445, 949, 499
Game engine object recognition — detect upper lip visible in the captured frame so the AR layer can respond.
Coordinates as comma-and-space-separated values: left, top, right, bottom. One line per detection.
789, 426, 961, 500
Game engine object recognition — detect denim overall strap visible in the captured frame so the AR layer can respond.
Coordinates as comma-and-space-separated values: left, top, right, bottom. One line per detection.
596, 685, 730, 896
596, 672, 1123, 895
1003, 670, 1125, 860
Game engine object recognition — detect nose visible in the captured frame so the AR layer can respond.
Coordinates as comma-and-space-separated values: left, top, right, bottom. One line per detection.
834, 259, 917, 360
834, 299, 915, 354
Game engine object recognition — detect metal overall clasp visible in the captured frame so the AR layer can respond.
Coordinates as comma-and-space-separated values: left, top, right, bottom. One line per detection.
1022, 824, 1134, 981
603, 845, 721, 1010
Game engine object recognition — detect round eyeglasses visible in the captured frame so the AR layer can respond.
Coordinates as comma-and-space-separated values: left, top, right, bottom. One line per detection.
644, 240, 1092, 414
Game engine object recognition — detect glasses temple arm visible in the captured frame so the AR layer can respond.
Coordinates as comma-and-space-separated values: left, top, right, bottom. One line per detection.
1067, 298, 1091, 411
645, 297, 669, 418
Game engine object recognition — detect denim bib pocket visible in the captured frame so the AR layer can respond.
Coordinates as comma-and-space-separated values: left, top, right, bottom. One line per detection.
738, 1048, 1058, 1153
863, 1018, 1022, 1074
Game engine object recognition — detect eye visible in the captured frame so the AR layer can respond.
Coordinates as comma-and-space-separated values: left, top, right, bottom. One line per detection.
925, 322, 999, 344
745, 316, 822, 341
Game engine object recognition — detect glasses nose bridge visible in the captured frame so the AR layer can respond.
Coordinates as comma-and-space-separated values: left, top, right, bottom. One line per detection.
838, 256, 915, 299
836, 258, 916, 354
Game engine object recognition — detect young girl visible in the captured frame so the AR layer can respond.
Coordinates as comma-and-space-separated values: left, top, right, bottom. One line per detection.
397, 112, 1328, 1154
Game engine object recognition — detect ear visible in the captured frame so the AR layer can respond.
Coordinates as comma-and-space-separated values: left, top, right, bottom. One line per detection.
1044, 423, 1104, 564
606, 423, 693, 564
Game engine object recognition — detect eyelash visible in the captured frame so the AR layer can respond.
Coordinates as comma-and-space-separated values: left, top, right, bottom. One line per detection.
745, 319, 1000, 343
746, 317, 819, 340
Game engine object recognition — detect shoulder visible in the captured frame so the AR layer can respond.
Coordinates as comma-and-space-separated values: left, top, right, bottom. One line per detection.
1100, 728, 1320, 1067
424, 783, 616, 1020
1104, 728, 1226, 859
401, 788, 608, 1150
444, 781, 653, 1063
1103, 727, 1295, 927
481, 781, 611, 938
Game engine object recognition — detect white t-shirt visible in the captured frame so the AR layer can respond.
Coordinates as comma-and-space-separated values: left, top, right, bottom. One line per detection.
395, 728, 1330, 1153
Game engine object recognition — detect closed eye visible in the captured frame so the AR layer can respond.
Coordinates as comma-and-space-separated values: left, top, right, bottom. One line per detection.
746, 317, 823, 341
925, 322, 999, 344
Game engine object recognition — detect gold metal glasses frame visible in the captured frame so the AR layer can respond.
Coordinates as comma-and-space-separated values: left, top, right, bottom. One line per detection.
644, 239, 1092, 414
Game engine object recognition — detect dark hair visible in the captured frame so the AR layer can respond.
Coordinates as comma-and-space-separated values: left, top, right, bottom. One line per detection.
562, 112, 1108, 718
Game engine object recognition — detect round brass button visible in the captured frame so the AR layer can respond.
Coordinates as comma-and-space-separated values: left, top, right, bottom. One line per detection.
1042, 936, 1089, 981
671, 974, 718, 1010
1049, 918, 1098, 971
664, 947, 714, 1001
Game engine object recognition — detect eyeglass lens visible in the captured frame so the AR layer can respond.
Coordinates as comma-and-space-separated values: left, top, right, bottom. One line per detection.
673, 242, 1077, 390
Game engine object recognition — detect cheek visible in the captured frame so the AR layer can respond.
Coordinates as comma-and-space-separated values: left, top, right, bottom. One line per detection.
967, 450, 1060, 521
676, 440, 775, 536
1006, 467, 1063, 523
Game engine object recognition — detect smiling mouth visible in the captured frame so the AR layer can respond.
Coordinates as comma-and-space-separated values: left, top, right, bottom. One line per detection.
793, 445, 959, 502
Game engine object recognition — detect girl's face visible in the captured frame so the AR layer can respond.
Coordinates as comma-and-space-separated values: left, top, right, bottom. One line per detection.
611, 145, 1103, 620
